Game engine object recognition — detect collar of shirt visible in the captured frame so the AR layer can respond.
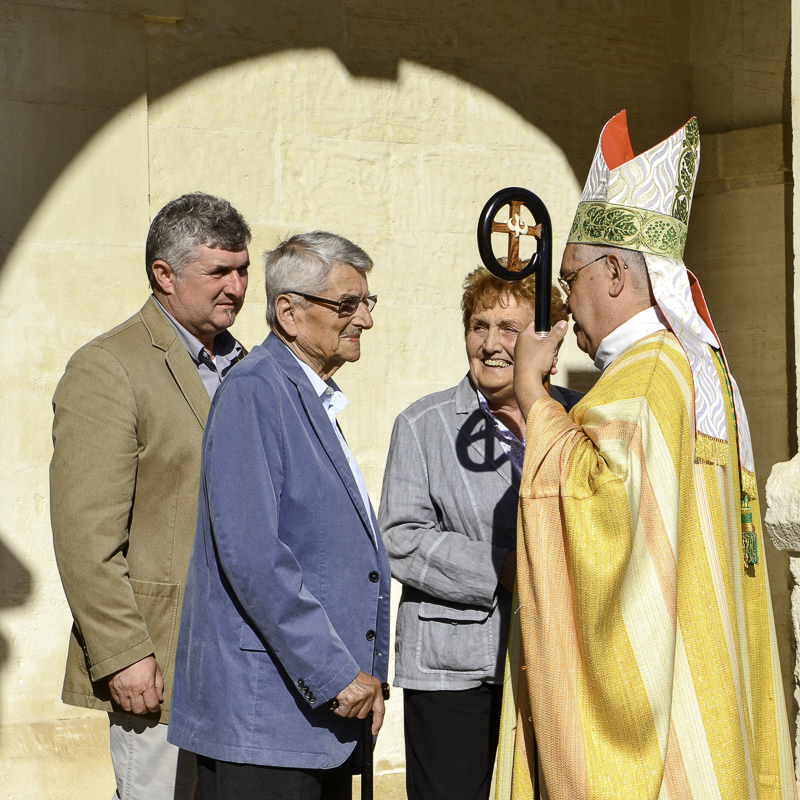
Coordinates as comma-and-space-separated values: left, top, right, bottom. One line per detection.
593, 306, 669, 372
286, 348, 348, 420
593, 305, 718, 372
153, 296, 241, 364
476, 389, 526, 477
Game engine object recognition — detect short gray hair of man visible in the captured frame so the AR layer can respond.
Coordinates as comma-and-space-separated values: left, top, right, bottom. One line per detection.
573, 243, 650, 299
263, 231, 374, 329
145, 192, 252, 289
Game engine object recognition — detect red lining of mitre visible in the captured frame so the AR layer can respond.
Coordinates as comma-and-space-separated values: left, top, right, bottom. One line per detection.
686, 270, 721, 348
600, 110, 635, 170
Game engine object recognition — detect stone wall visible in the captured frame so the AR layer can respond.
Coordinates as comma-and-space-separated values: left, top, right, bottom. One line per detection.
0, 0, 794, 796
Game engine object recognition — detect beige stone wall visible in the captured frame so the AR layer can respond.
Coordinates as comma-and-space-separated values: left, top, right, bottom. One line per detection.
691, 0, 790, 132
1, 8, 585, 796
0, 0, 794, 796
761, 0, 800, 784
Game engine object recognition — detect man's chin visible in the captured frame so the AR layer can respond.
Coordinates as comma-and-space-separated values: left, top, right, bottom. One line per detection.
339, 340, 362, 362
574, 327, 589, 355
216, 308, 238, 327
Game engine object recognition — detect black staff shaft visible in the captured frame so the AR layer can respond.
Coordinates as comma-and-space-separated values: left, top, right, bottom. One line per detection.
361, 714, 373, 800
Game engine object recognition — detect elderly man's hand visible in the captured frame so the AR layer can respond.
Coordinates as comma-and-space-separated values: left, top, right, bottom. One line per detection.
513, 320, 569, 419
107, 654, 164, 714
332, 670, 386, 735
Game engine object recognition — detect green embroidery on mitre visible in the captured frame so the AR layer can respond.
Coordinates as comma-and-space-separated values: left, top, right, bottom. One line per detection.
672, 118, 700, 224
568, 202, 688, 259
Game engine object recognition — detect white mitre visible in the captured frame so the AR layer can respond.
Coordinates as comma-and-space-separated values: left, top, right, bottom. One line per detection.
568, 110, 755, 485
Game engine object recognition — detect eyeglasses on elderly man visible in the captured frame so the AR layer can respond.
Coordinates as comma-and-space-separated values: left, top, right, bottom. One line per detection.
286, 291, 377, 317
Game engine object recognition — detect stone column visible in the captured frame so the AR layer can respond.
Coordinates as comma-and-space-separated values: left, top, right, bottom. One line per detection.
763, 0, 800, 786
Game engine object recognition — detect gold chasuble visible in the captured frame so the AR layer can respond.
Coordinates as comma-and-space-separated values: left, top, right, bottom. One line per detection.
503, 331, 795, 799
496, 112, 796, 799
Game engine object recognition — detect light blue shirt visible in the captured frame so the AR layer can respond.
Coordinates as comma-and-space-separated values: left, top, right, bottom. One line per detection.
287, 347, 376, 540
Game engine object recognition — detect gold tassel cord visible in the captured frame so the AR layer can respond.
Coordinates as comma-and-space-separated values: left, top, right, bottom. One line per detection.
741, 492, 758, 567
713, 349, 759, 570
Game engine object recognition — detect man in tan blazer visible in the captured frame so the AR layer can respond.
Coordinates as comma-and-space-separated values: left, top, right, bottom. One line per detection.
50, 193, 251, 800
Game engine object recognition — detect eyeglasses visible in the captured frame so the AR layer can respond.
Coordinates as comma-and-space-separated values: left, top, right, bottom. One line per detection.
287, 291, 377, 316
558, 255, 607, 297
557, 253, 627, 297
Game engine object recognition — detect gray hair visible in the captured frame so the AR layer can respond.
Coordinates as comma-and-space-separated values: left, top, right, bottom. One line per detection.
145, 192, 251, 288
573, 243, 650, 299
263, 231, 373, 328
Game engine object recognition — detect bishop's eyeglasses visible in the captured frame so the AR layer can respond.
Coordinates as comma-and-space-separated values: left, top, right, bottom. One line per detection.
287, 291, 377, 317
558, 255, 607, 297
558, 253, 627, 297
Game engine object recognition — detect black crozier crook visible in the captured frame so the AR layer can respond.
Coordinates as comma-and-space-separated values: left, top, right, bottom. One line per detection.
476, 187, 553, 335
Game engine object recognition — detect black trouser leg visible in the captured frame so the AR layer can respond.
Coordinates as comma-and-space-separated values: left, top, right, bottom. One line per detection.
197, 756, 352, 800
403, 684, 503, 800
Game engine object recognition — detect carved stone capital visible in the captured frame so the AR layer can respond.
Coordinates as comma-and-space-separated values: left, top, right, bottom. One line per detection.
765, 453, 800, 550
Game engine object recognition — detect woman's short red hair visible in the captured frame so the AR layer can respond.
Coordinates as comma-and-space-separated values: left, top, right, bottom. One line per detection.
461, 264, 568, 335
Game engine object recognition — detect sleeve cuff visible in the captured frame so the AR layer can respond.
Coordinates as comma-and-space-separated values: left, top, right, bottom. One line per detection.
299, 659, 361, 708
88, 638, 156, 682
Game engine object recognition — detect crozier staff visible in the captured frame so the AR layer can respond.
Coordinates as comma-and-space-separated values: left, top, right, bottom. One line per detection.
500, 111, 796, 799
379, 266, 580, 800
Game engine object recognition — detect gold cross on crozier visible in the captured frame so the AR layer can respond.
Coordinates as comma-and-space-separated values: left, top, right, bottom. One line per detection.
490, 201, 542, 272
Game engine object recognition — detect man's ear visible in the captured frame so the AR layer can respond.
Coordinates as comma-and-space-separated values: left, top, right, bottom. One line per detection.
151, 260, 176, 296
606, 253, 627, 299
275, 295, 298, 337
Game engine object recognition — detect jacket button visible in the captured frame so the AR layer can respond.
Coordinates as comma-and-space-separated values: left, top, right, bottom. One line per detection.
309, 696, 317, 705
297, 679, 305, 687
369, 571, 379, 583
366, 630, 376, 641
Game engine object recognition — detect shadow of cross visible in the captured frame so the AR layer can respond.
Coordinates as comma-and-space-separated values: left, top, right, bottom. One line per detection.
490, 201, 542, 272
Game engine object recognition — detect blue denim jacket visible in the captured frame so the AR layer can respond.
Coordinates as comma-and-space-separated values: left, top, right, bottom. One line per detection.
168, 333, 391, 768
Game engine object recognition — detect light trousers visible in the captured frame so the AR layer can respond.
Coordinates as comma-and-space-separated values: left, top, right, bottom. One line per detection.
108, 713, 197, 800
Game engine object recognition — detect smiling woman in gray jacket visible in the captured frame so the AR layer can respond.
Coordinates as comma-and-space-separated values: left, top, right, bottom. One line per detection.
379, 266, 581, 800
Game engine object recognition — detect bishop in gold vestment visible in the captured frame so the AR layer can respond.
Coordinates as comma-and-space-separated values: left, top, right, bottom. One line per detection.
497, 111, 797, 800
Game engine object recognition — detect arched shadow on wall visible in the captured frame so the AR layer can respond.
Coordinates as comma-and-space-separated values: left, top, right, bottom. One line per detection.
0, 532, 35, 741
0, 0, 700, 280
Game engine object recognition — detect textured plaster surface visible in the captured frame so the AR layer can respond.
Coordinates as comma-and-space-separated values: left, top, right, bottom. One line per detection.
690, 0, 790, 133
0, 0, 794, 797
1, 26, 585, 799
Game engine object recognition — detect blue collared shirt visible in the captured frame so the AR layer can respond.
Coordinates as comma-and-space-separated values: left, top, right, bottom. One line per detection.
154, 296, 243, 399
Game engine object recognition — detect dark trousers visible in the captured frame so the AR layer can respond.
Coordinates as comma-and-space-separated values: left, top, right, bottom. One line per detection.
197, 755, 352, 800
403, 684, 503, 800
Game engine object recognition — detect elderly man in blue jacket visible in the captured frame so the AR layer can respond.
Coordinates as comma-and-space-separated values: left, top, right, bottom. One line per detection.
168, 231, 391, 800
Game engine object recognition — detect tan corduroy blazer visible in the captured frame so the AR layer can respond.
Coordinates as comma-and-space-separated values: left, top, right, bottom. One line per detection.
50, 297, 244, 720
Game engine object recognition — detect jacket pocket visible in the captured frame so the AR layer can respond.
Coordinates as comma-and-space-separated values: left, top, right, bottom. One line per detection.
239, 621, 269, 652
415, 601, 493, 674
130, 579, 180, 677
